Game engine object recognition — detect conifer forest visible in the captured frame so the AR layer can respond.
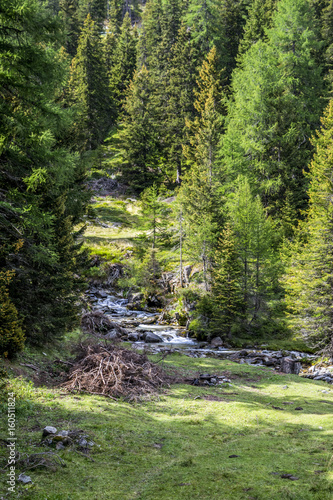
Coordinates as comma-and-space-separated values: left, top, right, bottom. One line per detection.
2, 1, 333, 499
2, 0, 333, 356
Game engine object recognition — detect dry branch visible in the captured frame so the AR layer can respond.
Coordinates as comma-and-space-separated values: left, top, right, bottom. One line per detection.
61, 344, 169, 401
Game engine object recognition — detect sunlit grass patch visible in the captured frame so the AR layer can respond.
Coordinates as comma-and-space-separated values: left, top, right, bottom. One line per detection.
0, 350, 332, 499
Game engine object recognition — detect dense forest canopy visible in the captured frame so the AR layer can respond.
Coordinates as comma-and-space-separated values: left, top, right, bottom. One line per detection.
1, 0, 333, 359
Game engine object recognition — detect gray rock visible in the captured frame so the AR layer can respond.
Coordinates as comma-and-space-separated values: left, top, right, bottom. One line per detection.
263, 357, 276, 366
104, 330, 119, 340
145, 332, 163, 343
18, 474, 32, 484
128, 332, 140, 341
210, 337, 223, 348
280, 357, 301, 375
56, 442, 65, 450
42, 426, 57, 437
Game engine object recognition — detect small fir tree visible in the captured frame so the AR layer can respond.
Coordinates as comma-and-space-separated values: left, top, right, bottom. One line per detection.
210, 224, 244, 339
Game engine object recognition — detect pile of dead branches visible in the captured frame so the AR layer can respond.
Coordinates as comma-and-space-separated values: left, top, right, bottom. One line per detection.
81, 311, 127, 337
61, 344, 168, 400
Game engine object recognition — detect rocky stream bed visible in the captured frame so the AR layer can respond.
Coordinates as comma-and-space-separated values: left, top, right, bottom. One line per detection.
85, 286, 333, 384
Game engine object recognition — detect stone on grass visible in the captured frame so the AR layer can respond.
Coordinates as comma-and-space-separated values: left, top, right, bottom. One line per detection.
18, 474, 32, 484
42, 426, 57, 437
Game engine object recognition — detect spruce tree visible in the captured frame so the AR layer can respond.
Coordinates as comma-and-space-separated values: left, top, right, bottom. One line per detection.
109, 12, 137, 117
210, 224, 244, 339
117, 65, 160, 189
238, 0, 276, 58
0, 0, 89, 344
59, 0, 81, 56
179, 47, 225, 290
184, 46, 225, 183
163, 22, 197, 183
283, 101, 333, 358
67, 14, 111, 150
229, 178, 278, 331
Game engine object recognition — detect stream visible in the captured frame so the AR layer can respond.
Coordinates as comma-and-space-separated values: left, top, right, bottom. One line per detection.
89, 289, 320, 367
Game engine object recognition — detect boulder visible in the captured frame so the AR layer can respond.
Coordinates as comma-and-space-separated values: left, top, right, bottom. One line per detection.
145, 332, 163, 343
146, 294, 162, 307
127, 332, 140, 342
280, 357, 302, 375
210, 337, 223, 348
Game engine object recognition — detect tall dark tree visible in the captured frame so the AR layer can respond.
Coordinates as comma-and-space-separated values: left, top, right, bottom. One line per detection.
67, 14, 111, 150
117, 65, 160, 189
109, 12, 137, 117
0, 0, 89, 344
210, 224, 244, 339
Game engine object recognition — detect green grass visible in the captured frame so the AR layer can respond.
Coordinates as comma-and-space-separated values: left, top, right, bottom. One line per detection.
1, 350, 332, 499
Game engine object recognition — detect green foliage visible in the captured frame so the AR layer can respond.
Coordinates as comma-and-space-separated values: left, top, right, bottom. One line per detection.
221, 0, 324, 221
0, 0, 89, 345
0, 271, 25, 358
66, 14, 111, 150
140, 184, 170, 248
283, 100, 333, 357
180, 47, 226, 290
109, 13, 137, 117
210, 223, 244, 338
238, 0, 276, 58
229, 178, 281, 332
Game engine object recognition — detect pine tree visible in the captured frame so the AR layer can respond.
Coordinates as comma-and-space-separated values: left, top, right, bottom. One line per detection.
67, 14, 111, 150
0, 271, 25, 358
210, 224, 244, 338
283, 101, 333, 358
184, 46, 225, 183
179, 47, 226, 290
77, 0, 107, 30
163, 22, 197, 184
109, 12, 137, 117
108, 0, 123, 33
0, 0, 89, 344
141, 183, 169, 248
117, 65, 160, 189
59, 0, 81, 56
229, 178, 278, 331
238, 0, 276, 58
220, 0, 324, 222
320, 0, 333, 86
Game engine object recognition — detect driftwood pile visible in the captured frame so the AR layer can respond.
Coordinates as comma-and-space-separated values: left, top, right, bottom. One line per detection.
61, 344, 168, 400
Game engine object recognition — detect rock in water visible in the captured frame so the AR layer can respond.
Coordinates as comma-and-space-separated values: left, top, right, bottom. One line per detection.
145, 332, 163, 343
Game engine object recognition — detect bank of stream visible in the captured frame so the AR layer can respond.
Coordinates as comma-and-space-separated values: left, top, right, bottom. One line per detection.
85, 287, 333, 384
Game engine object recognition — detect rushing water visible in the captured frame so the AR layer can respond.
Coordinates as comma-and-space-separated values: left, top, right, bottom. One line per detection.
94, 293, 199, 347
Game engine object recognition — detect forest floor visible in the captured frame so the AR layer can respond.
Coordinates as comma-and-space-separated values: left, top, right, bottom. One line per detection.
0, 335, 332, 500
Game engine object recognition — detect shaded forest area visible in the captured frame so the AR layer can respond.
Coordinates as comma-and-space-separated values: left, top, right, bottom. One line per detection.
2, 0, 333, 358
